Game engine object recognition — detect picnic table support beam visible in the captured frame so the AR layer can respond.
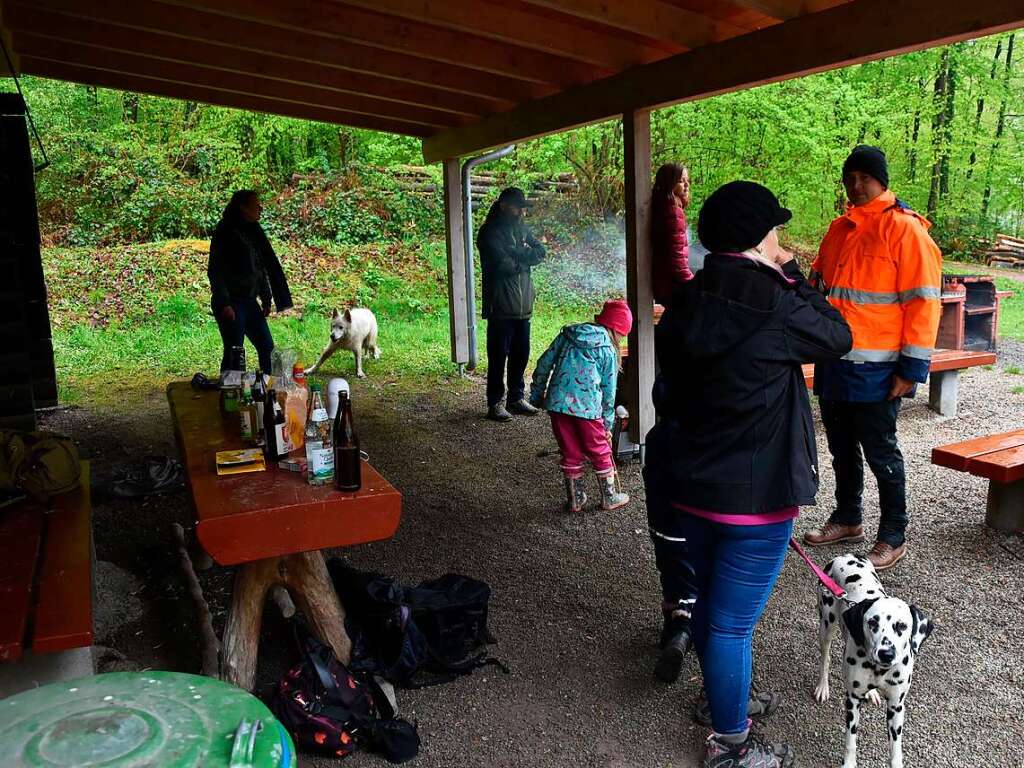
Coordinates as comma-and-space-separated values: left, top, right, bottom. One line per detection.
928, 369, 959, 418
623, 108, 655, 448
222, 550, 351, 691
986, 480, 1024, 532
443, 157, 470, 370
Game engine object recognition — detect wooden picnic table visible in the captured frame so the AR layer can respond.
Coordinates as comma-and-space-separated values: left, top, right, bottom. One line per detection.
167, 382, 402, 691
932, 428, 1024, 531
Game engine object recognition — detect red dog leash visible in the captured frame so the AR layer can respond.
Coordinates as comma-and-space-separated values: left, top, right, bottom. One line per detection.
789, 537, 847, 599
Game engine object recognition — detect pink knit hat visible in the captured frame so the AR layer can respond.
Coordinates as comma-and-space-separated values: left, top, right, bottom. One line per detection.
594, 299, 633, 336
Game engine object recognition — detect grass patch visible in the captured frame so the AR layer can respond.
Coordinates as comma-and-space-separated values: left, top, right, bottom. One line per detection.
1006, 366, 1022, 375
1012, 386, 1024, 395
46, 239, 599, 404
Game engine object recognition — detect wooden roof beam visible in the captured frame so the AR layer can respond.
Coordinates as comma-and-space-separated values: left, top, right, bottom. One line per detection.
158, 0, 610, 86
724, 0, 805, 20
14, 33, 462, 128
20, 58, 434, 135
333, 0, 665, 70
3, 4, 492, 118
519, 0, 747, 50
423, 0, 1024, 162
13, 0, 541, 106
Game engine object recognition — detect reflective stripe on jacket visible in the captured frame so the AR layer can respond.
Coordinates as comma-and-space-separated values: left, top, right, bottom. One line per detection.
811, 190, 942, 402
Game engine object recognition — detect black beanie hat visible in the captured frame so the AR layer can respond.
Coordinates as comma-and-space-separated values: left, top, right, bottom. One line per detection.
697, 181, 792, 254
842, 145, 889, 188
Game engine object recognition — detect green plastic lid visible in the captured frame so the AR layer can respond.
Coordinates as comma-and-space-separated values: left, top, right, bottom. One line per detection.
0, 671, 295, 768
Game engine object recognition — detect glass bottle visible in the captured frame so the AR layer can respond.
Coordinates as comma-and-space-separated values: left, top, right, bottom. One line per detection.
333, 392, 361, 492
304, 385, 334, 485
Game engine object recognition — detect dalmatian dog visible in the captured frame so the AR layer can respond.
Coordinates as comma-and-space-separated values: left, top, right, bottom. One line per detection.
813, 553, 933, 768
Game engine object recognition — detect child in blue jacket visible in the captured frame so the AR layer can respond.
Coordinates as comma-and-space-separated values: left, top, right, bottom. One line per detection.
529, 299, 633, 512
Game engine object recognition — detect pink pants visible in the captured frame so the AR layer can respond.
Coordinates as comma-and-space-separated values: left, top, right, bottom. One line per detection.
550, 412, 614, 478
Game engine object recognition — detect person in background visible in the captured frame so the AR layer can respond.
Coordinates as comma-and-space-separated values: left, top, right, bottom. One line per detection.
478, 187, 546, 422
529, 300, 633, 513
651, 162, 693, 303
803, 146, 942, 570
646, 161, 697, 683
208, 190, 292, 373
649, 181, 852, 767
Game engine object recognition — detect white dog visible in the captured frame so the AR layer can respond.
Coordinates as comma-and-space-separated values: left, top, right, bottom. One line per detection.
814, 553, 933, 768
306, 308, 380, 378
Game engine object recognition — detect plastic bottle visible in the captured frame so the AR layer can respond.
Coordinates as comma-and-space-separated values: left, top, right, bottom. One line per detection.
304, 384, 334, 485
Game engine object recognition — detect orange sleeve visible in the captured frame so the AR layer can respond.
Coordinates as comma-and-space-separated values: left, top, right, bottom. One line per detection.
891, 215, 942, 380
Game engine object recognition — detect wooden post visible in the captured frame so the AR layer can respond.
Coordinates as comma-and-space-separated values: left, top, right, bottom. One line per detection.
623, 109, 655, 445
443, 157, 469, 366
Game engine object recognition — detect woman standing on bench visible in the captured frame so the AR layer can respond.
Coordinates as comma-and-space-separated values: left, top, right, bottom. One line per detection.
208, 190, 293, 373
647, 181, 852, 767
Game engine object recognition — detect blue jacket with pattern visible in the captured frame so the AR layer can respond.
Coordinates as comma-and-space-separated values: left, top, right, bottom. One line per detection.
529, 323, 618, 430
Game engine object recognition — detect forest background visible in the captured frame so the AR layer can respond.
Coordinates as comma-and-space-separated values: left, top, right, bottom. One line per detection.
5, 30, 1023, 401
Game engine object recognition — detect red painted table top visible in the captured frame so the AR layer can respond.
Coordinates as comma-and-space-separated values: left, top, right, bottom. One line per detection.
167, 382, 402, 566
932, 428, 1024, 485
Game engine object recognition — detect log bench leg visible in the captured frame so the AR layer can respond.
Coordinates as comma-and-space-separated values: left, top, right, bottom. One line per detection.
986, 479, 1024, 532
928, 369, 959, 418
221, 550, 350, 691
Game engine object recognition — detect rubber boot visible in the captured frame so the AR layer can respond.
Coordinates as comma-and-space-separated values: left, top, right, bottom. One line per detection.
600, 473, 629, 510
564, 475, 587, 512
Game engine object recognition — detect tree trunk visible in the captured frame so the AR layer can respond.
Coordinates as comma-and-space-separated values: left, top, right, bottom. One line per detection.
183, 101, 199, 129
939, 48, 958, 198
927, 49, 951, 221
908, 79, 924, 184
122, 93, 139, 124
983, 33, 1015, 219
967, 39, 1003, 179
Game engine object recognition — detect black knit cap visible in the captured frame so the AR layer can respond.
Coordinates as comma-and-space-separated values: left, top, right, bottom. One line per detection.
697, 181, 792, 254
497, 187, 532, 208
842, 145, 889, 188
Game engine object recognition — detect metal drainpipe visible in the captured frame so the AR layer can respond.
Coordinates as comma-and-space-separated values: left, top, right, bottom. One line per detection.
462, 145, 515, 370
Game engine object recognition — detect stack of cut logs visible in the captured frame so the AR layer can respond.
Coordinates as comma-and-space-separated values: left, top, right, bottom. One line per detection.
984, 233, 1024, 269
392, 166, 578, 205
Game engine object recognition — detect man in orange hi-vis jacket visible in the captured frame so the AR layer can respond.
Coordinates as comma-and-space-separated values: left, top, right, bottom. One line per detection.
803, 145, 942, 570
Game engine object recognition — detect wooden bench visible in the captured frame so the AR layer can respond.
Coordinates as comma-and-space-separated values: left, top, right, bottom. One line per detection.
167, 383, 402, 691
0, 462, 93, 663
801, 349, 996, 417
932, 429, 1024, 531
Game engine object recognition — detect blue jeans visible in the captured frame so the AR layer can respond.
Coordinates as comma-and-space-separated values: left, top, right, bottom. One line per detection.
678, 514, 793, 735
215, 298, 274, 373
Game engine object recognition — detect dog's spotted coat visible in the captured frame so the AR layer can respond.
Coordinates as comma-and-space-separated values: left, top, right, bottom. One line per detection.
813, 553, 933, 768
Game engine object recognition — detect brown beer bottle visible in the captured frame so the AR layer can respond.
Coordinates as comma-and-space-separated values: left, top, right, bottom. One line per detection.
263, 388, 288, 461
333, 392, 361, 492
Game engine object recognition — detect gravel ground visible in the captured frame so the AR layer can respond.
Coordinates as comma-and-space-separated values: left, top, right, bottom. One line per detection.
39, 342, 1024, 768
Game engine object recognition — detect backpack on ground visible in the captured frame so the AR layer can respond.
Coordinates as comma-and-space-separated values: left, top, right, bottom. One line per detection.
0, 430, 81, 503
328, 560, 509, 689
271, 627, 419, 763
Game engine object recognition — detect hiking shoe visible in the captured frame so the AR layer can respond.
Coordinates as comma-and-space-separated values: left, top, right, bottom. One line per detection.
704, 732, 794, 768
803, 522, 864, 547
507, 399, 540, 416
866, 541, 907, 571
487, 404, 513, 422
110, 456, 184, 498
654, 625, 691, 683
694, 689, 781, 728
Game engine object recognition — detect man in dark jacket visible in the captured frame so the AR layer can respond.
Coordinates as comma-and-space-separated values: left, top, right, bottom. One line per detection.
477, 187, 546, 421
208, 190, 292, 373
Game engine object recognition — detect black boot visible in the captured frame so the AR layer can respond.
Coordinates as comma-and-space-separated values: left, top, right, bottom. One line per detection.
654, 607, 692, 683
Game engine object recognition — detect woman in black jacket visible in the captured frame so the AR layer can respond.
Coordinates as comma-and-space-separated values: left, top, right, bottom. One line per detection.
208, 190, 292, 373
646, 182, 852, 768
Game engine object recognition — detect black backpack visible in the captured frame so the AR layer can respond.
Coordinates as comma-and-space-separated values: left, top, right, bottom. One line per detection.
328, 561, 509, 688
